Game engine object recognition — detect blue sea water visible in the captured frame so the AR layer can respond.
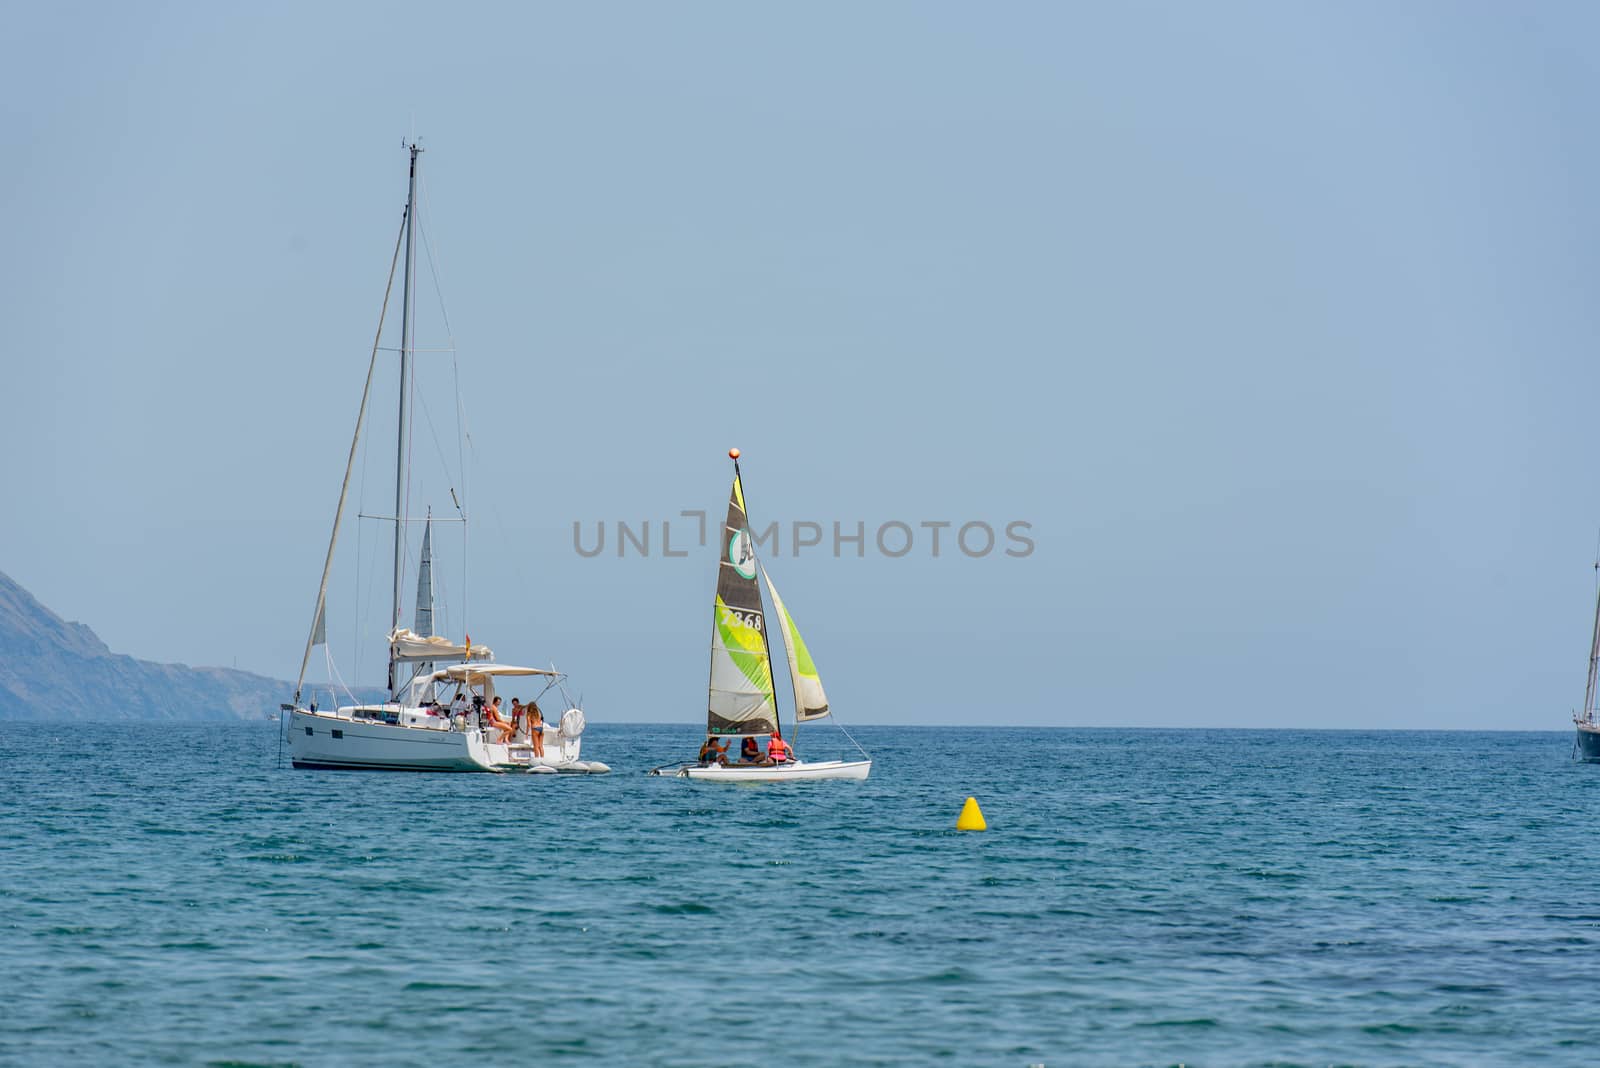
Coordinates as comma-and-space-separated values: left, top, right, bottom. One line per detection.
1, 724, 1597, 1066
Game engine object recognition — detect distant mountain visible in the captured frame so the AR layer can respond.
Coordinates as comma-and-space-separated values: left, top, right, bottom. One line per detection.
0, 569, 290, 721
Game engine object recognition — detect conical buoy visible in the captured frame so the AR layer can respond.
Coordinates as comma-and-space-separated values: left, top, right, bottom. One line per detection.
956, 796, 987, 831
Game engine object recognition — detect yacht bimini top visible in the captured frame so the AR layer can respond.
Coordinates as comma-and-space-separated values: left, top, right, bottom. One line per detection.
430, 663, 561, 686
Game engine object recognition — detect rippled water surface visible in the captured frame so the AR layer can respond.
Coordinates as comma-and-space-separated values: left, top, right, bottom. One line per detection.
3, 724, 1599, 1065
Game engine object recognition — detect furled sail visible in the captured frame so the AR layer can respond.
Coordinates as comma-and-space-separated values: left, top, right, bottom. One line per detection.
707, 472, 777, 736
415, 517, 434, 639
761, 569, 830, 721
388, 628, 492, 663
412, 517, 435, 678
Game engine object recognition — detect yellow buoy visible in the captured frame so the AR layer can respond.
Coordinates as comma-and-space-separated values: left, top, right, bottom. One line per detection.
956, 796, 987, 831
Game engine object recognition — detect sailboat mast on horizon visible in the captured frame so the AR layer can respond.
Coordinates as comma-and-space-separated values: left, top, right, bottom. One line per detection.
1574, 549, 1600, 761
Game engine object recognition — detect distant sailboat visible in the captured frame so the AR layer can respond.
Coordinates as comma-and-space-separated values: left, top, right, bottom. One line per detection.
281, 144, 605, 775
1575, 555, 1600, 761
658, 449, 870, 782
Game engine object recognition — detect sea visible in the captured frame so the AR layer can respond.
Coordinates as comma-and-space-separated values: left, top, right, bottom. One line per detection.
2, 723, 1598, 1066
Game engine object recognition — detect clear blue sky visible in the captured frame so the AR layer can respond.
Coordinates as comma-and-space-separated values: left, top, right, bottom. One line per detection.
6, 2, 1600, 728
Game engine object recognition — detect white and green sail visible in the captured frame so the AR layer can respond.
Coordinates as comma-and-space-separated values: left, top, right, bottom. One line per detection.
761, 568, 830, 721
707, 472, 778, 736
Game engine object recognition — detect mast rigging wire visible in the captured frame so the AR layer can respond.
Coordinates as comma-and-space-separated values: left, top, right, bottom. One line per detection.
417, 185, 471, 632
291, 206, 408, 706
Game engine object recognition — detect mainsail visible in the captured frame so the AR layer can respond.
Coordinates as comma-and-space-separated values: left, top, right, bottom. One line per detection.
761, 569, 830, 721
707, 471, 778, 736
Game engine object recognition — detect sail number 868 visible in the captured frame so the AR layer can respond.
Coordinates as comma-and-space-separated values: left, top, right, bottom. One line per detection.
722, 608, 763, 632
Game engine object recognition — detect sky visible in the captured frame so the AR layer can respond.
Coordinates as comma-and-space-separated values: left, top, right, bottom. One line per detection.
5, 1, 1600, 729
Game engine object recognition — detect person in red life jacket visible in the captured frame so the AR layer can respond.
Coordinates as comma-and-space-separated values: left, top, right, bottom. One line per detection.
767, 733, 791, 764
740, 736, 762, 764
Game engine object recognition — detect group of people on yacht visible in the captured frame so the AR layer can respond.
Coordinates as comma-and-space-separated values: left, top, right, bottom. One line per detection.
698, 733, 791, 767
439, 691, 546, 756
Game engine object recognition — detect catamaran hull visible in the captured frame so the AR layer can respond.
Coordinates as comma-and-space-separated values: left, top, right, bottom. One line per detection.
288, 710, 590, 773
679, 759, 871, 782
1576, 722, 1600, 762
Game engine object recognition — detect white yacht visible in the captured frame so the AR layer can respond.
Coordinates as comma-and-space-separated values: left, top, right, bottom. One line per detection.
291, 659, 596, 774
281, 144, 605, 776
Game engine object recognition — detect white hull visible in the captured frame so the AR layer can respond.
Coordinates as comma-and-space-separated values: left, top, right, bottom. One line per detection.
289, 707, 594, 773
679, 759, 871, 782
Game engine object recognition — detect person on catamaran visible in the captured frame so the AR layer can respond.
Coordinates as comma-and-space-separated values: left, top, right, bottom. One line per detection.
767, 734, 791, 764
740, 737, 762, 764
699, 736, 728, 765
509, 697, 525, 739
527, 701, 545, 759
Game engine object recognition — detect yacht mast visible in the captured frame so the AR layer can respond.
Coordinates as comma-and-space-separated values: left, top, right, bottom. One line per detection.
390, 142, 421, 699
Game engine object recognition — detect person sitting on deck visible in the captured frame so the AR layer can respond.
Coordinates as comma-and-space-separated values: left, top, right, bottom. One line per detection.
767, 734, 791, 764
483, 696, 514, 743
699, 736, 728, 765
527, 701, 545, 759
740, 736, 762, 764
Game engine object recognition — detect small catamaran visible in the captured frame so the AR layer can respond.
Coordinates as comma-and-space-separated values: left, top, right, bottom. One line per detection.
657, 449, 870, 782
